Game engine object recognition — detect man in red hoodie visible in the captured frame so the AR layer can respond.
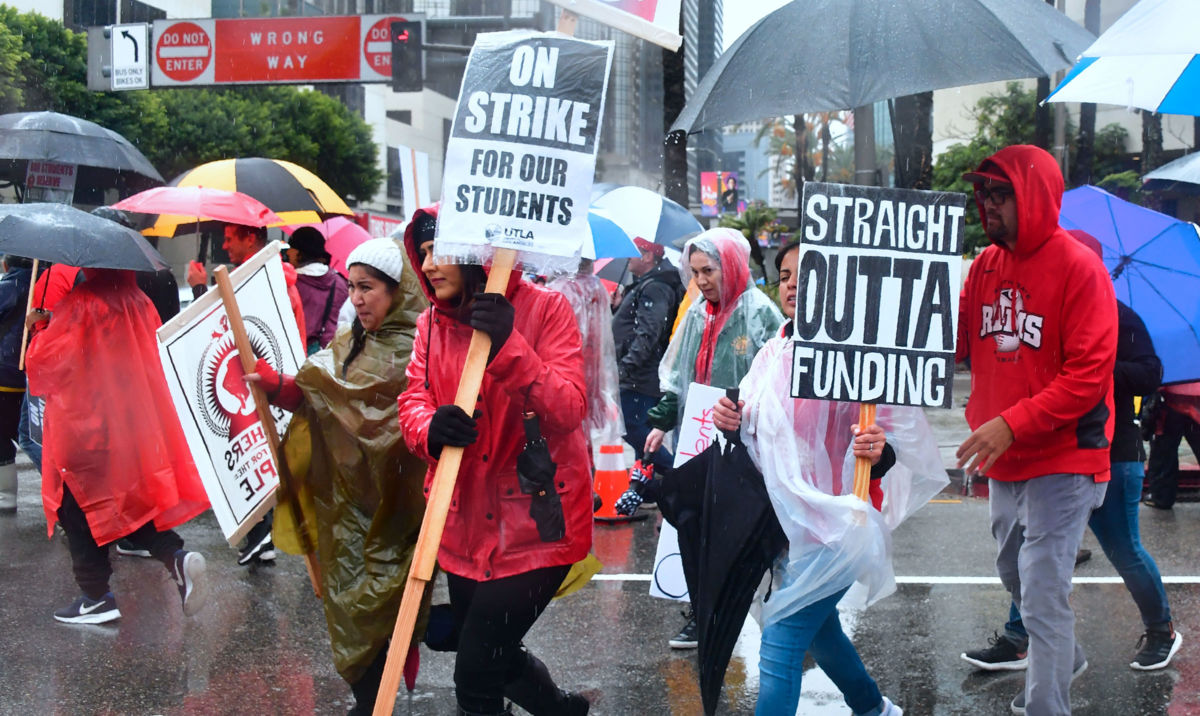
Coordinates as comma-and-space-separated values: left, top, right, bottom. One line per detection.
955, 145, 1117, 716
187, 223, 306, 566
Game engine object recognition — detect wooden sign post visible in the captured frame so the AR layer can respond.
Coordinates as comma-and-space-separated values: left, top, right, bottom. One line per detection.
213, 265, 322, 598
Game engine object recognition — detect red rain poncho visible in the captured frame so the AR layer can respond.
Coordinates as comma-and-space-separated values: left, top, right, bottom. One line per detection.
27, 269, 208, 545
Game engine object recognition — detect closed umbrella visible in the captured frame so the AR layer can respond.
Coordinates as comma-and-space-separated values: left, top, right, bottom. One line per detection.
1046, 0, 1200, 115
1059, 185, 1200, 385
0, 111, 163, 201
143, 158, 353, 238
671, 0, 1093, 133
0, 203, 167, 272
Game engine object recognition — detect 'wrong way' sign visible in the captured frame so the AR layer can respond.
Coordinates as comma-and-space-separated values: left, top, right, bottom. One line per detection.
151, 14, 423, 87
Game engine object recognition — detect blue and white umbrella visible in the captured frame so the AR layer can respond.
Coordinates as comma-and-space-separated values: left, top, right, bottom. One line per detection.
583, 208, 640, 261
1046, 0, 1200, 115
591, 185, 702, 260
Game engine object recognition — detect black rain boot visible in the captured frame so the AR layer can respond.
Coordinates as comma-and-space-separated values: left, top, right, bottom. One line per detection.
503, 648, 589, 716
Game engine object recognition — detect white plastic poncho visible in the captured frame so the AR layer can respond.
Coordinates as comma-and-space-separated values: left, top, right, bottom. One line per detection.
739, 333, 948, 628
547, 269, 625, 448
655, 229, 784, 431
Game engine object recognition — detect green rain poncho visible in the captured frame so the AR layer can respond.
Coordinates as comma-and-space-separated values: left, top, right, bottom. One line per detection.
648, 228, 784, 432
274, 262, 429, 684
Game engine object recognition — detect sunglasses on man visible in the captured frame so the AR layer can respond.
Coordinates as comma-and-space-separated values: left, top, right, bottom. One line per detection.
974, 186, 1014, 206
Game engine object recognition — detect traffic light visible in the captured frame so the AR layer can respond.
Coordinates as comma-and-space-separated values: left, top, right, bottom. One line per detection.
392, 20, 423, 93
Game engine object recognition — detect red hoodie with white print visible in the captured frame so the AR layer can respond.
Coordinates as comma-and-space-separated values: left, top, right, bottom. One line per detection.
957, 145, 1116, 483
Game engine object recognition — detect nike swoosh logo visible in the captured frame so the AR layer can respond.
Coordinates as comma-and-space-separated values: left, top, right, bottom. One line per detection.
78, 600, 107, 615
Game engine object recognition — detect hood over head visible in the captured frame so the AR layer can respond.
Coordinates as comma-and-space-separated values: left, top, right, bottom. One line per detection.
680, 227, 752, 308
966, 144, 1064, 256
402, 203, 519, 316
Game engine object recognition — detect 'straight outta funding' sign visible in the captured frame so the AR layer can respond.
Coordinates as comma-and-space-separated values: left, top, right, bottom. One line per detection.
435, 31, 614, 275
792, 182, 966, 409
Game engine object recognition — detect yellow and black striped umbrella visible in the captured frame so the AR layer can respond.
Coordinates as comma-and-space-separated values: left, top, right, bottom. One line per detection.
145, 157, 353, 237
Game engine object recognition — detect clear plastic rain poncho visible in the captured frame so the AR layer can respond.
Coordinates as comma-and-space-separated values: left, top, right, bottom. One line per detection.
653, 228, 783, 430
738, 334, 948, 628
546, 266, 625, 448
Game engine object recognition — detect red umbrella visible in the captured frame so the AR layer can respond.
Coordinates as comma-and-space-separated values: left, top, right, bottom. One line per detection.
283, 216, 371, 278
113, 186, 283, 230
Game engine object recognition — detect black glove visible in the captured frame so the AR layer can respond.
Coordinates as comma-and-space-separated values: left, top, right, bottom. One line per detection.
470, 293, 514, 361
427, 405, 478, 458
614, 460, 654, 516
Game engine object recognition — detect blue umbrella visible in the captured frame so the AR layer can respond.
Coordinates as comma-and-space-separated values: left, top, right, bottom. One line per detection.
584, 209, 640, 260
1059, 185, 1200, 384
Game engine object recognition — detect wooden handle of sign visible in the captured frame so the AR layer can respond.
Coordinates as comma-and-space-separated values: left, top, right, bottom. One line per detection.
853, 403, 877, 501
213, 266, 323, 599
17, 258, 39, 371
373, 247, 518, 716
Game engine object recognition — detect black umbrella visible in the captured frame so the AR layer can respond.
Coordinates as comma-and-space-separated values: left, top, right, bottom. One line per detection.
657, 390, 787, 716
671, 0, 1095, 133
0, 203, 168, 272
0, 111, 164, 201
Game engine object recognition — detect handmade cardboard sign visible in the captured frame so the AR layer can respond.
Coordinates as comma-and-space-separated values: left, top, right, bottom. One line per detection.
436, 31, 613, 275
649, 382, 726, 601
157, 243, 305, 545
792, 182, 966, 409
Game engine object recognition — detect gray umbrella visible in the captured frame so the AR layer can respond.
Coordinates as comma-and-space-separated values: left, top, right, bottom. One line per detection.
1144, 152, 1200, 188
0, 112, 163, 202
0, 203, 168, 272
671, 0, 1096, 133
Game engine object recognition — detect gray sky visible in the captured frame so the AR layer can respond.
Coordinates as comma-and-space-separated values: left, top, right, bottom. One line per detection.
723, 0, 790, 50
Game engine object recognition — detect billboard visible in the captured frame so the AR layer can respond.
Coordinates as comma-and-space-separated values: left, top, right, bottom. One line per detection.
700, 171, 742, 217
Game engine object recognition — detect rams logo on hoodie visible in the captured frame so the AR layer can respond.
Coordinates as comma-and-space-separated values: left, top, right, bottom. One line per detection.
980, 283, 1043, 354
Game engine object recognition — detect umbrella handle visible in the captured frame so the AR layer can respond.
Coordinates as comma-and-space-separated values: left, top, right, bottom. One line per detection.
720, 387, 741, 445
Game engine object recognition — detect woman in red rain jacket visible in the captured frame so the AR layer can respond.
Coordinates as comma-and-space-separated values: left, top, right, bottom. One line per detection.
397, 207, 592, 716
26, 268, 210, 625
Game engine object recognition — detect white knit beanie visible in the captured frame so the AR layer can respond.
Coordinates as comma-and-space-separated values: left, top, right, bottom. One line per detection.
346, 237, 405, 283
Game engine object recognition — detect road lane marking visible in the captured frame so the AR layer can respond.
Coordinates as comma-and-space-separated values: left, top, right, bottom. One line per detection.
595, 574, 1200, 584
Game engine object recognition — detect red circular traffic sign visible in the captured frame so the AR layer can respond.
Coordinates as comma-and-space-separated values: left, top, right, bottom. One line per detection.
363, 16, 404, 76
156, 21, 212, 82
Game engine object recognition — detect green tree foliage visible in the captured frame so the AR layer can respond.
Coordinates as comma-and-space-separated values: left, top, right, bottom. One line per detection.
718, 199, 787, 279
0, 5, 382, 201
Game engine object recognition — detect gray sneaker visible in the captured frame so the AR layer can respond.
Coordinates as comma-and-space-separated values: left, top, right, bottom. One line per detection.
1010, 659, 1087, 715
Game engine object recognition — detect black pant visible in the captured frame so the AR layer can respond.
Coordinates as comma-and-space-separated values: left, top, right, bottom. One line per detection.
448, 565, 570, 715
57, 484, 183, 599
1146, 409, 1200, 508
347, 644, 389, 715
0, 390, 22, 464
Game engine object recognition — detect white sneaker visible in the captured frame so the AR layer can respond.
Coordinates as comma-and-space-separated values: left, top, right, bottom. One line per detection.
0, 462, 16, 513
879, 696, 903, 715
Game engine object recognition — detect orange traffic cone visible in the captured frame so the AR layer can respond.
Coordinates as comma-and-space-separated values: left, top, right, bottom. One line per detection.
593, 444, 635, 523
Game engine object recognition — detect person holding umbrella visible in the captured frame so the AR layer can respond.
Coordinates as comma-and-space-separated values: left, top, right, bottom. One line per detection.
642, 227, 783, 649
710, 239, 943, 716
243, 237, 429, 715
24, 266, 211, 624
187, 222, 307, 565
398, 207, 592, 716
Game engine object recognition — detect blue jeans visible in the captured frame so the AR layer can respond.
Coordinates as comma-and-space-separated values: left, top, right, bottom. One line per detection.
1004, 462, 1171, 644
18, 394, 41, 472
756, 587, 885, 716
620, 389, 673, 473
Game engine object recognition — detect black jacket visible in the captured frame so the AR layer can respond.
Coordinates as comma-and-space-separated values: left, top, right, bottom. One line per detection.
0, 267, 31, 390
1112, 301, 1161, 463
611, 261, 684, 396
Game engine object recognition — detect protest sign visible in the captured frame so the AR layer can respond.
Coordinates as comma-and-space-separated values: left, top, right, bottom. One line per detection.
157, 243, 305, 545
792, 182, 966, 409
649, 382, 726, 601
435, 31, 613, 275
543, 0, 682, 51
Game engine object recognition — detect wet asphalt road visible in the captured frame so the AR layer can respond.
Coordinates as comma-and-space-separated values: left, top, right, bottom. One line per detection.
4, 375, 1200, 715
